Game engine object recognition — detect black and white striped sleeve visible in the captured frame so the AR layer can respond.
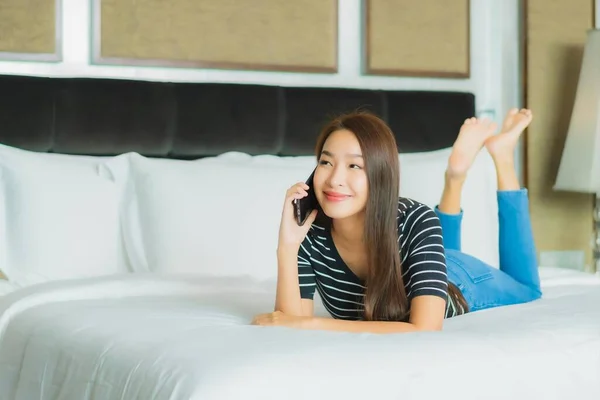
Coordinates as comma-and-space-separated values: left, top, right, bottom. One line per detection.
400, 203, 448, 302
297, 232, 317, 299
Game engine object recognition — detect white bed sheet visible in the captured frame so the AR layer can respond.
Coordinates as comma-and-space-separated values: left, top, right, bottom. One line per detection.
0, 280, 16, 297
0, 268, 598, 400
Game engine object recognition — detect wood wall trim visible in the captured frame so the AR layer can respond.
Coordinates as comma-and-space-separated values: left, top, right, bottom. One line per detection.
91, 0, 338, 73
522, 0, 530, 188
0, 0, 62, 62
363, 0, 470, 78
524, 0, 595, 271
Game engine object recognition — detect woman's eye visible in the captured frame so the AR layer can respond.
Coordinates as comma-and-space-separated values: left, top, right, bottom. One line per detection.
350, 164, 362, 169
319, 160, 331, 166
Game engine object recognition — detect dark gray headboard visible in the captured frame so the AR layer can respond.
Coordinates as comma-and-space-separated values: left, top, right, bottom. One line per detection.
0, 75, 475, 158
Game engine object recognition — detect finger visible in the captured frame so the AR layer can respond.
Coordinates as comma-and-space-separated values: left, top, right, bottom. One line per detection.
289, 182, 309, 192
287, 185, 308, 198
286, 190, 307, 202
251, 314, 264, 323
286, 192, 307, 202
255, 317, 273, 326
295, 187, 308, 197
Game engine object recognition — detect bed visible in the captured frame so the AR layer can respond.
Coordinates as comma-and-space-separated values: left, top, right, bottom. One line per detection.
0, 75, 598, 400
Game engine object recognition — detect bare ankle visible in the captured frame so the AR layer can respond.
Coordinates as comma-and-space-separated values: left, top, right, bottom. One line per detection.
439, 174, 465, 214
497, 176, 520, 191
492, 152, 516, 170
495, 163, 520, 191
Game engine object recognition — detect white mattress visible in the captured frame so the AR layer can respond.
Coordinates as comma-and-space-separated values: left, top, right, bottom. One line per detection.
0, 268, 598, 400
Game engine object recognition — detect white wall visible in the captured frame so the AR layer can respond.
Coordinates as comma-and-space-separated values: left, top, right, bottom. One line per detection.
0, 0, 523, 176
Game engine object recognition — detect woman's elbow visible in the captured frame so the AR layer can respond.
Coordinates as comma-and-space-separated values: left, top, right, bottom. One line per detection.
411, 320, 444, 332
416, 324, 443, 332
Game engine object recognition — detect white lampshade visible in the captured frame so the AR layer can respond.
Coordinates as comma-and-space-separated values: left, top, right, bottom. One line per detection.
554, 29, 600, 194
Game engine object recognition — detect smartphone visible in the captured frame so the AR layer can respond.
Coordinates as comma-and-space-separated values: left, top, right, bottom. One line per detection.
293, 169, 318, 226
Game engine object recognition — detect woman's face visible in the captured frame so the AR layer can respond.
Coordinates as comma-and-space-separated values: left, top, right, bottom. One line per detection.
313, 129, 369, 221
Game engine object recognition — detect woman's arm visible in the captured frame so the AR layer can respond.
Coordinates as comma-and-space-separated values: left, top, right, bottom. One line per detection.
439, 172, 465, 214
274, 245, 314, 317
400, 204, 449, 327
304, 295, 446, 333
273, 183, 318, 317
254, 295, 445, 333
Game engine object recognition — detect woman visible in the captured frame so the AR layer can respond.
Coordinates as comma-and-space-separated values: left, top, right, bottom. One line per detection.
252, 108, 542, 334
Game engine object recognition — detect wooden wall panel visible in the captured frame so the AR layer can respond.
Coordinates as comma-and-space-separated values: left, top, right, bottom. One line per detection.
364, 0, 470, 78
525, 0, 595, 270
0, 0, 61, 61
93, 0, 338, 73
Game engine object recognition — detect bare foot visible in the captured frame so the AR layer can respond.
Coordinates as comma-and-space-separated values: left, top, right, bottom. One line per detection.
447, 117, 497, 180
485, 108, 533, 162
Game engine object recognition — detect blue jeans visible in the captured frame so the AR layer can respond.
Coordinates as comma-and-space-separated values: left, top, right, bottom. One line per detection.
435, 189, 542, 313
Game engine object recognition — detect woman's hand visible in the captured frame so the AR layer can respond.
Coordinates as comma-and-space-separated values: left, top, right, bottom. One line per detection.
251, 311, 310, 329
277, 182, 318, 249
251, 311, 430, 333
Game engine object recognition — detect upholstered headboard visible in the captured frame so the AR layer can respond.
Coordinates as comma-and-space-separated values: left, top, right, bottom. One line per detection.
0, 75, 475, 157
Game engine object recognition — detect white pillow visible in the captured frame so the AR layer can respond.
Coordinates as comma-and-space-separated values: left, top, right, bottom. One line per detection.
0, 144, 131, 287
103, 147, 500, 280
101, 152, 316, 280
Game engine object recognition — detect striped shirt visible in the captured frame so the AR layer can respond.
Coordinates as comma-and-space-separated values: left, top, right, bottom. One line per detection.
298, 197, 460, 320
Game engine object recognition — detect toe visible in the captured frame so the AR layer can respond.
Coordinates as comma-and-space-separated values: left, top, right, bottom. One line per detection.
519, 109, 533, 121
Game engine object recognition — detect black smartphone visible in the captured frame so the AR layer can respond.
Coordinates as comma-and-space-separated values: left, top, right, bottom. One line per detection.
293, 169, 318, 226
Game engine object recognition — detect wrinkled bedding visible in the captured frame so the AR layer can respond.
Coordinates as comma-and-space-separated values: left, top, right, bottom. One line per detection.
0, 268, 598, 400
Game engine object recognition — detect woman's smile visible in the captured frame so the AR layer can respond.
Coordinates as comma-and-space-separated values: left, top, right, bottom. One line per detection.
323, 190, 351, 202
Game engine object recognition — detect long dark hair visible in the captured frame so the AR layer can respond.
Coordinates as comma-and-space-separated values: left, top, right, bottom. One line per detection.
315, 111, 468, 321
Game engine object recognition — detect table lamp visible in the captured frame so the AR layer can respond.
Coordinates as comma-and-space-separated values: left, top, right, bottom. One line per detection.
554, 29, 600, 273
